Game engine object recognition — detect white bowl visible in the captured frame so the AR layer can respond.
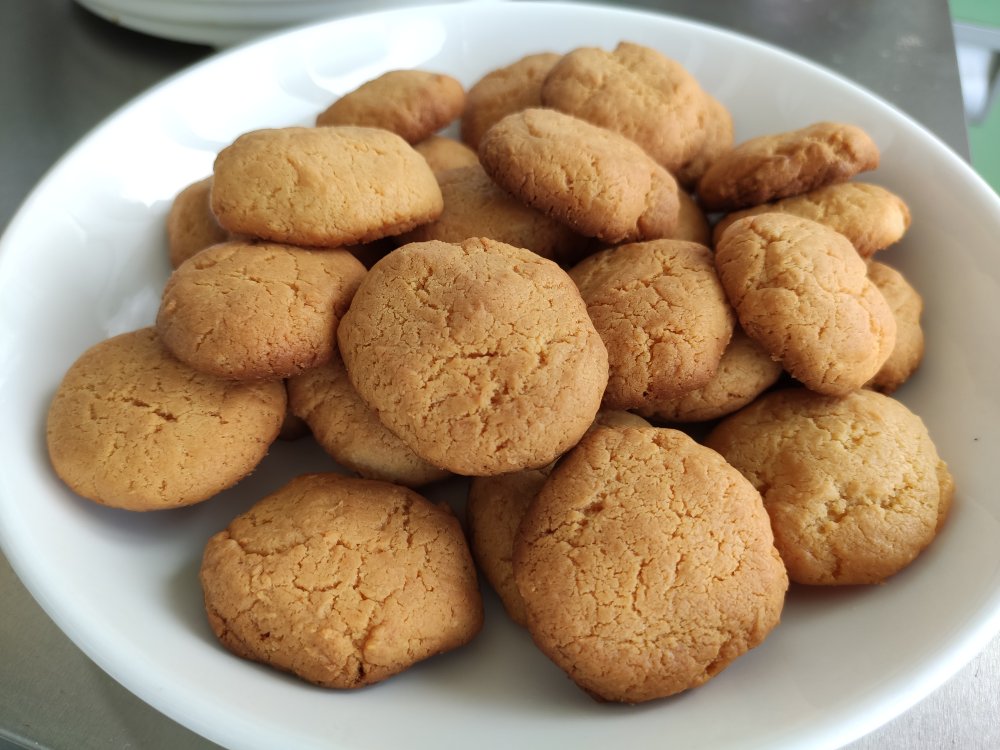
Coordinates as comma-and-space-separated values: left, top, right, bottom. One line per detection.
3, 3, 1000, 749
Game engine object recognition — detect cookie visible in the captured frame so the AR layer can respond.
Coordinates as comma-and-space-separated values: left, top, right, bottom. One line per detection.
712, 182, 911, 258
336, 237, 608, 476
865, 260, 925, 393
166, 176, 229, 269
479, 108, 679, 244
414, 135, 480, 173
674, 93, 735, 188
396, 164, 584, 264
705, 388, 953, 585
715, 213, 896, 395
287, 352, 451, 487
636, 329, 783, 423
513, 425, 787, 702
200, 473, 483, 688
568, 239, 734, 409
211, 126, 443, 247
316, 70, 465, 144
540, 42, 709, 174
697, 122, 880, 212
46, 327, 286, 511
672, 190, 711, 245
461, 51, 561, 151
466, 410, 648, 626
157, 241, 365, 380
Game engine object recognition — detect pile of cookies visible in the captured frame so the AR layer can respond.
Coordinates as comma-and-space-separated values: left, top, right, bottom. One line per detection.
45, 41, 952, 703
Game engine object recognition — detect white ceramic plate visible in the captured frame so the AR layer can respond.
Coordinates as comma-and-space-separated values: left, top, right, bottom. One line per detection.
3, 3, 1000, 749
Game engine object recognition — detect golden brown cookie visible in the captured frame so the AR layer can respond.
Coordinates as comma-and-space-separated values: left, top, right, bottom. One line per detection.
157, 241, 365, 380
672, 190, 712, 245
396, 164, 584, 264
513, 425, 787, 703
479, 108, 679, 244
166, 176, 229, 269
465, 410, 648, 626
461, 51, 561, 151
413, 135, 480, 173
540, 42, 709, 174
705, 388, 953, 585
200, 473, 483, 688
211, 126, 443, 247
636, 329, 783, 423
674, 93, 735, 188
712, 182, 911, 257
287, 353, 451, 487
337, 238, 608, 476
568, 239, 734, 409
715, 213, 896, 395
865, 260, 924, 393
46, 328, 286, 511
315, 70, 465, 144
697, 122, 880, 212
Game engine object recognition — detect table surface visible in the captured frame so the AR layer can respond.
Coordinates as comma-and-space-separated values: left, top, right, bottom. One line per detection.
1, 1, 997, 749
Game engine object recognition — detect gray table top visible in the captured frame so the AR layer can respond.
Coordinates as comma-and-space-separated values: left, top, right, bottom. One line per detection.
1, 1, 996, 749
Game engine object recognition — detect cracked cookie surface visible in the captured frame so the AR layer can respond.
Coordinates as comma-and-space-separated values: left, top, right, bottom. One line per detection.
512, 425, 787, 703
315, 70, 465, 144
46, 327, 286, 510
712, 182, 911, 258
540, 42, 710, 175
478, 108, 679, 244
697, 122, 879, 212
705, 388, 952, 585
200, 473, 483, 688
714, 213, 895, 395
337, 237, 608, 476
466, 410, 647, 626
287, 352, 451, 488
211, 126, 443, 247
157, 241, 365, 380
568, 239, 734, 409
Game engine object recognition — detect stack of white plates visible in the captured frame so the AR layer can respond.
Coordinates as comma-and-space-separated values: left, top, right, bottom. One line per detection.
75, 0, 477, 47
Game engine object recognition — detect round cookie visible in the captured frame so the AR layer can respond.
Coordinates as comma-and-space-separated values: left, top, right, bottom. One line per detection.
336, 237, 609, 476
636, 329, 783, 423
157, 241, 366, 380
461, 51, 561, 151
211, 126, 443, 247
414, 135, 480, 173
46, 327, 286, 511
513, 425, 787, 703
479, 108, 680, 245
200, 473, 483, 688
865, 260, 925, 393
540, 42, 709, 174
466, 410, 648, 626
712, 182, 912, 258
714, 213, 896, 396
568, 239, 734, 409
396, 164, 585, 264
697, 122, 880, 212
166, 176, 229, 269
315, 70, 465, 144
287, 352, 451, 487
705, 388, 953, 585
